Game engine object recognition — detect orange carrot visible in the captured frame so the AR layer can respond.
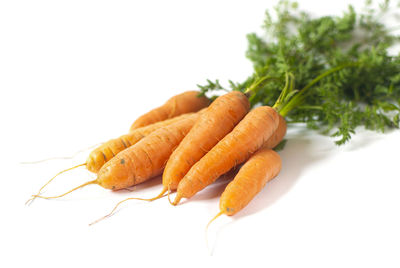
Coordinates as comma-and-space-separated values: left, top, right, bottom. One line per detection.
172, 106, 279, 205
129, 91, 209, 131
155, 91, 250, 198
91, 112, 286, 220
96, 115, 198, 191
220, 148, 281, 216
207, 148, 281, 227
263, 114, 287, 149
87, 112, 198, 173
26, 112, 200, 205
31, 114, 199, 200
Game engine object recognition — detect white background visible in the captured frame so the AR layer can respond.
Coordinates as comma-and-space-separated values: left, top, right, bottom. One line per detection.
1, 0, 399, 266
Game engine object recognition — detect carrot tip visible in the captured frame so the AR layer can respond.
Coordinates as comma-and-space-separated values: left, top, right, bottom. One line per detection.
30, 179, 97, 201
89, 191, 168, 226
89, 214, 111, 226
25, 196, 34, 206
20, 143, 102, 164
27, 163, 87, 205
170, 194, 181, 206
165, 185, 176, 206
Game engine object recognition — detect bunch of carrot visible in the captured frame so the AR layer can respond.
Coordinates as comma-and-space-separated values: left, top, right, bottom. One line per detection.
26, 0, 400, 230
27, 75, 297, 223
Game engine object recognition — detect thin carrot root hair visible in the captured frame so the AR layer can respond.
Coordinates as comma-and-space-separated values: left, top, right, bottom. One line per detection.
205, 211, 224, 253
206, 211, 224, 232
25, 163, 87, 205
31, 179, 97, 200
89, 190, 169, 226
20, 143, 103, 164
147, 187, 168, 202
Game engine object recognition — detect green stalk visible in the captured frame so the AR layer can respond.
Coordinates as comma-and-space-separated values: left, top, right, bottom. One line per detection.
278, 62, 359, 116
244, 75, 281, 95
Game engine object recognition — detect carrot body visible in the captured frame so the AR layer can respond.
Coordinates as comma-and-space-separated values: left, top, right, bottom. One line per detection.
129, 91, 210, 131
97, 114, 199, 190
173, 106, 279, 204
86, 112, 197, 173
162, 91, 250, 192
206, 117, 285, 223
220, 148, 282, 216
263, 114, 287, 149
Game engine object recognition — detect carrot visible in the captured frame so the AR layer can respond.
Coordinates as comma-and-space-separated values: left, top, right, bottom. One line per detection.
220, 148, 281, 215
157, 91, 250, 198
25, 112, 200, 205
30, 114, 199, 200
129, 91, 210, 131
207, 148, 282, 226
91, 112, 286, 223
87, 112, 199, 173
172, 105, 279, 205
263, 114, 287, 149
96, 114, 199, 191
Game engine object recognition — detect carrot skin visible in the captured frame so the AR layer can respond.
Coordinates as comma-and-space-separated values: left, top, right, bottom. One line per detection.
86, 112, 198, 173
162, 91, 250, 191
129, 91, 209, 131
97, 114, 199, 190
29, 99, 205, 200
175, 106, 279, 203
220, 148, 282, 216
263, 114, 287, 149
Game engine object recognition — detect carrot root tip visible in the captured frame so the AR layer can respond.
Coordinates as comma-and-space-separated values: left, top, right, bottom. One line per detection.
26, 163, 87, 205
30, 179, 97, 201
170, 193, 182, 206
89, 190, 169, 226
205, 211, 224, 255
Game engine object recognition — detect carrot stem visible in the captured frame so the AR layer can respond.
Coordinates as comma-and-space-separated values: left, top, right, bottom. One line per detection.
279, 62, 359, 116
244, 75, 280, 95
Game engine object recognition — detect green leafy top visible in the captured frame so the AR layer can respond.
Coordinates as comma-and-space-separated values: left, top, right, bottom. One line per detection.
198, 0, 400, 145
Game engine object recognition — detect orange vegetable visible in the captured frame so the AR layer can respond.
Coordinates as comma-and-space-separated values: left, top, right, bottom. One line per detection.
31, 114, 199, 200
220, 148, 282, 216
26, 112, 199, 205
263, 114, 287, 149
129, 91, 210, 131
87, 112, 198, 173
206, 115, 286, 225
172, 106, 279, 205
92, 112, 285, 222
207, 148, 282, 228
159, 91, 250, 197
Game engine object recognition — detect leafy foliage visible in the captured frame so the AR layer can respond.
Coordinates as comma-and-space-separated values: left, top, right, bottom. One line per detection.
198, 0, 400, 145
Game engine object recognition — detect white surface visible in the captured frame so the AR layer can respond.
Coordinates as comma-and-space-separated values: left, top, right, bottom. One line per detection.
1, 0, 399, 266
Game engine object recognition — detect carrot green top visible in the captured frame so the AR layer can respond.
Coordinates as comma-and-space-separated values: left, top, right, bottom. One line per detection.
198, 0, 400, 145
